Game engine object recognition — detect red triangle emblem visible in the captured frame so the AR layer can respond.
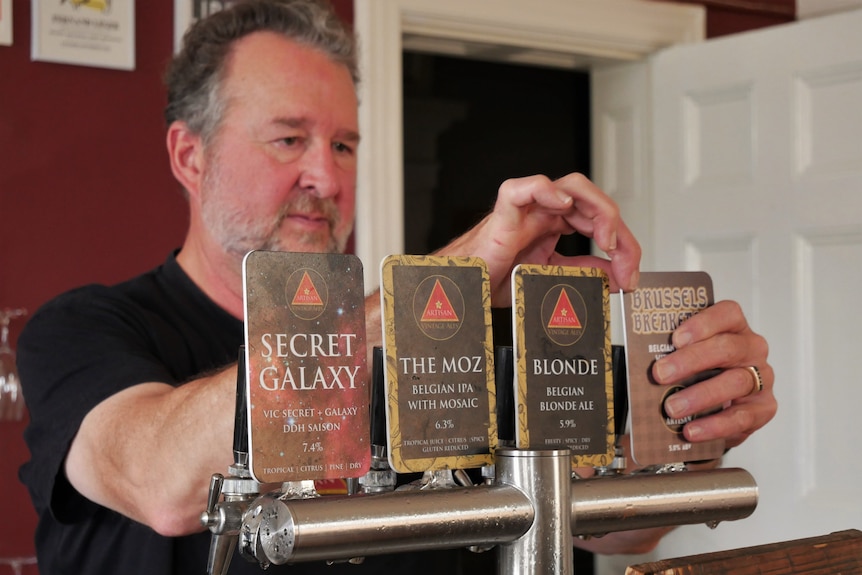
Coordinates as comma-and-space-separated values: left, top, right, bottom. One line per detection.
291, 271, 324, 306
548, 288, 582, 329
421, 279, 459, 322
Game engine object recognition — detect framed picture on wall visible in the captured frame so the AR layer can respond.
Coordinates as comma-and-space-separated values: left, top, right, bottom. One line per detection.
0, 0, 12, 46
31, 0, 135, 70
174, 0, 233, 53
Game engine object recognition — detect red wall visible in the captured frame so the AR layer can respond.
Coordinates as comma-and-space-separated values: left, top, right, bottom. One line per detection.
659, 0, 795, 37
0, 1, 351, 570
0, 1, 180, 567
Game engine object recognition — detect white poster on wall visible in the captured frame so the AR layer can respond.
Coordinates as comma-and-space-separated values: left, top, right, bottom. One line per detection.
0, 0, 12, 46
31, 0, 135, 70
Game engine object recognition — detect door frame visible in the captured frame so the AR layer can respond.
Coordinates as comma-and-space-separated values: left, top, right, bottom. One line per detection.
353, 0, 705, 291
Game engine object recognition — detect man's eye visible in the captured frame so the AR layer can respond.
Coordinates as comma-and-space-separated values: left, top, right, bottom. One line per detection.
333, 141, 354, 155
280, 136, 301, 146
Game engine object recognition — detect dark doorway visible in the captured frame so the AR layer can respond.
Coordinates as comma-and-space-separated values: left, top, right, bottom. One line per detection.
402, 52, 592, 257
400, 54, 597, 574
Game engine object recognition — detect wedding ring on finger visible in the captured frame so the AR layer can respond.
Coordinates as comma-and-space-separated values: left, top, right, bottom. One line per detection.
743, 365, 763, 397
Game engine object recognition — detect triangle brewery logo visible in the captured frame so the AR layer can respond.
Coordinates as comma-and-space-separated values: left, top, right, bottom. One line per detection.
291, 271, 325, 306
421, 279, 459, 323
547, 288, 582, 329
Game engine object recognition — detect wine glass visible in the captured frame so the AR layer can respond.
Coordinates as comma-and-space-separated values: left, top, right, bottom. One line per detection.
0, 308, 27, 422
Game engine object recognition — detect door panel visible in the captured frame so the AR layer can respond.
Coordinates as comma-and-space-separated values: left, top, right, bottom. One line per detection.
648, 8, 862, 562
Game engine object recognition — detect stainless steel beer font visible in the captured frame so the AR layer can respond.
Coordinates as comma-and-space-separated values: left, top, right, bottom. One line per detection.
201, 347, 261, 575
200, 254, 759, 575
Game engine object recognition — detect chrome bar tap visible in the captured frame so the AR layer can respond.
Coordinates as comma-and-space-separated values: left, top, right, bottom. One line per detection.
201, 347, 261, 575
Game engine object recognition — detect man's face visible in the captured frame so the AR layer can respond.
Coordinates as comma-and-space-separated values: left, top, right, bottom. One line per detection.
199, 31, 359, 259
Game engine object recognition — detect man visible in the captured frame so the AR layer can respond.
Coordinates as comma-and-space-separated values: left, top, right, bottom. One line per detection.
18, 1, 776, 574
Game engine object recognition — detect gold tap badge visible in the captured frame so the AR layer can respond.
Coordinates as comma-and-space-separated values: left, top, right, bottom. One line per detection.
512, 264, 614, 469
381, 255, 497, 473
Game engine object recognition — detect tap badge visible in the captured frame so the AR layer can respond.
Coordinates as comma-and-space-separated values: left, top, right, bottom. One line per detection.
413, 275, 464, 340
542, 284, 587, 346
286, 269, 327, 320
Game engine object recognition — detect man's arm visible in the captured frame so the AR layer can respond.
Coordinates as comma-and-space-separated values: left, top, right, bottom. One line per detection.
64, 368, 237, 536
65, 289, 388, 538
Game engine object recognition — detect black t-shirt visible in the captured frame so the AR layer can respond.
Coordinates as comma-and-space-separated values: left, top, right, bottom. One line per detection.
17, 252, 594, 575
17, 253, 474, 574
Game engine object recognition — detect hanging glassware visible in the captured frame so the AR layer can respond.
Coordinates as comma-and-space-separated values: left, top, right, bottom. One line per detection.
0, 308, 28, 422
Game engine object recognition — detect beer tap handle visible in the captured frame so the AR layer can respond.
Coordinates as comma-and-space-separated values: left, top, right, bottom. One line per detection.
202, 347, 256, 575
202, 473, 233, 575
206, 533, 237, 575
202, 473, 224, 528
233, 346, 249, 466
495, 346, 515, 446
359, 347, 396, 494
611, 345, 629, 439
370, 347, 386, 448
593, 345, 630, 476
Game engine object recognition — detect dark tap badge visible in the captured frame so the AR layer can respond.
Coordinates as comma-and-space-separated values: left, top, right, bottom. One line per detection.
512, 264, 614, 469
380, 255, 497, 473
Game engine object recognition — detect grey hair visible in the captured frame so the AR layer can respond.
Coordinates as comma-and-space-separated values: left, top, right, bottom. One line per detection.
164, 0, 359, 144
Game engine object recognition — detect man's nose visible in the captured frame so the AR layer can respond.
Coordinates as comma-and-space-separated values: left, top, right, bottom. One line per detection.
297, 142, 340, 199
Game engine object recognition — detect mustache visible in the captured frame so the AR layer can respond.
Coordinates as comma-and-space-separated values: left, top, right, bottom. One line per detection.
279, 193, 341, 229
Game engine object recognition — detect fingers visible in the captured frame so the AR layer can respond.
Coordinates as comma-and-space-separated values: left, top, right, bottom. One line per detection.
435, 172, 641, 305
653, 301, 765, 382
546, 254, 633, 294
663, 364, 777, 444
492, 174, 641, 291
549, 218, 640, 292
496, 173, 621, 251
671, 300, 753, 349
553, 173, 620, 251
605, 219, 640, 292
552, 174, 641, 291
651, 300, 776, 446
684, 393, 778, 448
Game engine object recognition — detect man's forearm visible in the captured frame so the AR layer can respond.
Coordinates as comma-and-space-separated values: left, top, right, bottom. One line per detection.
65, 366, 238, 536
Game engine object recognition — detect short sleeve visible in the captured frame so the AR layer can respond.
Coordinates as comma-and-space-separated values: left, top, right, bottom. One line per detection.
17, 285, 177, 523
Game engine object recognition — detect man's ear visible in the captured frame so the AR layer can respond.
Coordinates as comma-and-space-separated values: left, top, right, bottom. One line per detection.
166, 121, 206, 200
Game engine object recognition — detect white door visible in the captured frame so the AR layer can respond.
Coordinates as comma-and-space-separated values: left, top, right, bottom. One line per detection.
598, 9, 862, 571
356, 0, 862, 569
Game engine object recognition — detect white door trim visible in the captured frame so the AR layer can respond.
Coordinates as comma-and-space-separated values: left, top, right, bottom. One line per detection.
353, 0, 704, 292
